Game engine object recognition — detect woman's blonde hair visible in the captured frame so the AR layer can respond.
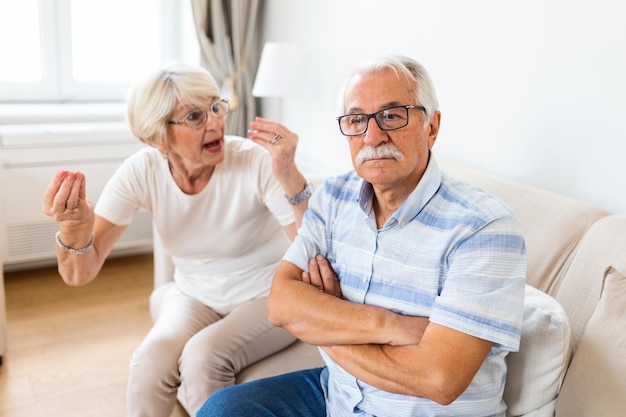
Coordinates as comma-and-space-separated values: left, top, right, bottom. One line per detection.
126, 63, 221, 147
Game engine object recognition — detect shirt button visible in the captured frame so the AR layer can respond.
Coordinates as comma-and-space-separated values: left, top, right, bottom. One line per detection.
362, 277, 367, 283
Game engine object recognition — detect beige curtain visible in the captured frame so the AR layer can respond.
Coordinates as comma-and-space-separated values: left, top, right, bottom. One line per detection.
191, 0, 263, 137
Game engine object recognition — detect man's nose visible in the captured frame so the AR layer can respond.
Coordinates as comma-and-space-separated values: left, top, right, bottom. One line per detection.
363, 117, 388, 146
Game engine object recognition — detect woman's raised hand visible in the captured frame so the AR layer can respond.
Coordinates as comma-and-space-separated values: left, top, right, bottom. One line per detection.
42, 170, 94, 223
248, 117, 300, 184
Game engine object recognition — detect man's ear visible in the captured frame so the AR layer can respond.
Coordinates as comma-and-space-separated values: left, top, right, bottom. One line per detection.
427, 111, 441, 149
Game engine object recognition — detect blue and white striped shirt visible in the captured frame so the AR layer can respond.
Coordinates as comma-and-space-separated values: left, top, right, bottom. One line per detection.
284, 155, 526, 417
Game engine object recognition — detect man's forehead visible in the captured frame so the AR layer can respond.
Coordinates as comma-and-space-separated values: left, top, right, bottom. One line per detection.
345, 101, 405, 114
344, 72, 415, 112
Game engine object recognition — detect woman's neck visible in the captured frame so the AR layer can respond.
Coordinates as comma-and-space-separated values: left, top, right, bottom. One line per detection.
168, 160, 215, 195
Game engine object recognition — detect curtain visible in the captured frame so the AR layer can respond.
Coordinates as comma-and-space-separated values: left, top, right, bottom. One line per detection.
191, 0, 263, 137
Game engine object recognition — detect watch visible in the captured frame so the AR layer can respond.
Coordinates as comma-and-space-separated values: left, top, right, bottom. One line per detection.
286, 182, 314, 205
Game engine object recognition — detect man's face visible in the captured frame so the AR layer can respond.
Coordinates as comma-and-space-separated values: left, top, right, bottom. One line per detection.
342, 69, 439, 192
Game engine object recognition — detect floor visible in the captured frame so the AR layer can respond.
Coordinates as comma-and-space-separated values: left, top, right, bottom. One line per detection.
0, 254, 188, 417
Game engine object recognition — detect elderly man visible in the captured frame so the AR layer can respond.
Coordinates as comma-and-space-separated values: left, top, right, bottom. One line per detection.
197, 55, 526, 417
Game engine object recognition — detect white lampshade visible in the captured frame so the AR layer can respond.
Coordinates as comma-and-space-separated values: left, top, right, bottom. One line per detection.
252, 42, 299, 98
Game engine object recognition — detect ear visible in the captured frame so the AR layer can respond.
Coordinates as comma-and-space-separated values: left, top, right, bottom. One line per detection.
427, 111, 441, 149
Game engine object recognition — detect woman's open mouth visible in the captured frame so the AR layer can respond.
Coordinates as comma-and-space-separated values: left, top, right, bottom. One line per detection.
203, 138, 222, 153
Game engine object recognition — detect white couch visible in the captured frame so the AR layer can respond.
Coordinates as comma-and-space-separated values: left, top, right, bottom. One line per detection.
0, 263, 5, 366
153, 158, 626, 416
0, 198, 6, 365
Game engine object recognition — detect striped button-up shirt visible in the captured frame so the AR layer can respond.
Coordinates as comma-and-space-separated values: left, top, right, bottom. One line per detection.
284, 155, 526, 417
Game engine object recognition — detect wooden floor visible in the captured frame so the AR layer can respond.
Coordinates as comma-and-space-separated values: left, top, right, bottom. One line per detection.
0, 254, 188, 417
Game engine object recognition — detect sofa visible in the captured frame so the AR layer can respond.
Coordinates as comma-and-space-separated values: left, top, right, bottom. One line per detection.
0, 260, 5, 366
152, 157, 626, 417
0, 196, 5, 365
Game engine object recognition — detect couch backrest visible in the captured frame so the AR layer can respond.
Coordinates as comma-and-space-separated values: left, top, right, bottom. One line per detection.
438, 158, 608, 296
438, 158, 625, 416
554, 215, 626, 416
552, 214, 626, 347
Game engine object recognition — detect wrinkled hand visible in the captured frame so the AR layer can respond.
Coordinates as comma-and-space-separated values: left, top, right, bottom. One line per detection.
248, 117, 299, 184
302, 254, 343, 298
42, 170, 94, 223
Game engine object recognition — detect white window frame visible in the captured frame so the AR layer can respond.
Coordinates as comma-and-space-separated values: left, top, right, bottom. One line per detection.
0, 0, 196, 104
0, 1, 57, 101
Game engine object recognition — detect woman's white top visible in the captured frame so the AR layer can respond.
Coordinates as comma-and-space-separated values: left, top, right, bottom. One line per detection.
96, 136, 294, 314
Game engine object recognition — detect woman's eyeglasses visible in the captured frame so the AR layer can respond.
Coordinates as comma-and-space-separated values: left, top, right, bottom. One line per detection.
167, 99, 230, 129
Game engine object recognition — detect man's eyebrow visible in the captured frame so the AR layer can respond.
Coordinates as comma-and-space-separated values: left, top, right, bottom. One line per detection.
380, 101, 404, 108
345, 106, 364, 114
345, 101, 405, 114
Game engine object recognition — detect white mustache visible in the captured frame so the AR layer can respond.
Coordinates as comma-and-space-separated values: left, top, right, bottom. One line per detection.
355, 144, 404, 165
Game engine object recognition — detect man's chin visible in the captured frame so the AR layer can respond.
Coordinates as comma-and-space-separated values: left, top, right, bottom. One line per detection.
355, 162, 394, 181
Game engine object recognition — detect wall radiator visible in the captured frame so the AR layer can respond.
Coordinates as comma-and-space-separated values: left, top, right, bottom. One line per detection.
0, 121, 153, 272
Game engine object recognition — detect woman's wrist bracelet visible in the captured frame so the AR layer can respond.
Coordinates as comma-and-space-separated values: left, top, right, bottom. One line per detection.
55, 231, 95, 255
285, 182, 314, 205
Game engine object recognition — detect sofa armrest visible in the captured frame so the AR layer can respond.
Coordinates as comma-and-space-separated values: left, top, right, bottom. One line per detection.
0, 265, 6, 364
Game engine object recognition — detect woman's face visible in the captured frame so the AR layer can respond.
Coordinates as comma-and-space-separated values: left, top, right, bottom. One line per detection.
162, 96, 228, 168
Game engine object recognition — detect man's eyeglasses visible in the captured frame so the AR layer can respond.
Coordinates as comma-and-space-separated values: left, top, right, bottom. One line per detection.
336, 105, 426, 136
167, 99, 230, 130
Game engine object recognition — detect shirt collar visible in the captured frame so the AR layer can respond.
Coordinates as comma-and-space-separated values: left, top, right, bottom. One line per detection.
357, 151, 443, 226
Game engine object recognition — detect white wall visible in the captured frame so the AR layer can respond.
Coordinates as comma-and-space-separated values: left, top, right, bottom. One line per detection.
259, 0, 626, 214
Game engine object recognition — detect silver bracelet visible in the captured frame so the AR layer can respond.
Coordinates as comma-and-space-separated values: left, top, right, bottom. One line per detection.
285, 182, 314, 205
55, 231, 94, 255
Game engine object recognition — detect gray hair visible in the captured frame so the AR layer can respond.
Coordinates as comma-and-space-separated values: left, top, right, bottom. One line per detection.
338, 55, 440, 127
126, 62, 221, 147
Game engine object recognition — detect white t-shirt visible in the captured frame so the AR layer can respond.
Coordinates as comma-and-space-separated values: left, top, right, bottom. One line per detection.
96, 136, 294, 314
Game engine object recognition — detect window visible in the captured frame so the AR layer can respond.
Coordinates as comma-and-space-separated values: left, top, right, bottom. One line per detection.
0, 0, 198, 103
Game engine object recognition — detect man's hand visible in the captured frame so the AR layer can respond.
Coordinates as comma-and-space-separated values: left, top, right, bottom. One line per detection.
301, 254, 343, 299
269, 260, 428, 347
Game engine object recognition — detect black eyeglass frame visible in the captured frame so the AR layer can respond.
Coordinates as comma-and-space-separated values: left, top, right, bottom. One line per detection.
336, 105, 427, 136
167, 99, 230, 129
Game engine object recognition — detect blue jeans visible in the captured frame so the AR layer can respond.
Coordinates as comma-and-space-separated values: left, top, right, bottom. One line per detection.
196, 368, 326, 417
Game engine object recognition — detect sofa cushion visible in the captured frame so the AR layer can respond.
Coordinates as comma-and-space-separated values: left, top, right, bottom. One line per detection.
504, 285, 572, 417
553, 215, 626, 348
237, 341, 324, 383
555, 266, 626, 417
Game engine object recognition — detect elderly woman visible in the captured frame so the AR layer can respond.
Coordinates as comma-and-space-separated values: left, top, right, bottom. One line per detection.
42, 63, 313, 417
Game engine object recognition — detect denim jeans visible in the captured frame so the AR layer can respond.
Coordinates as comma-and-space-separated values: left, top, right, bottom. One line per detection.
196, 367, 326, 417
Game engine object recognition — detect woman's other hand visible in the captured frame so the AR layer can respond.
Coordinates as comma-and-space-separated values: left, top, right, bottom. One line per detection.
248, 117, 301, 185
249, 117, 310, 237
